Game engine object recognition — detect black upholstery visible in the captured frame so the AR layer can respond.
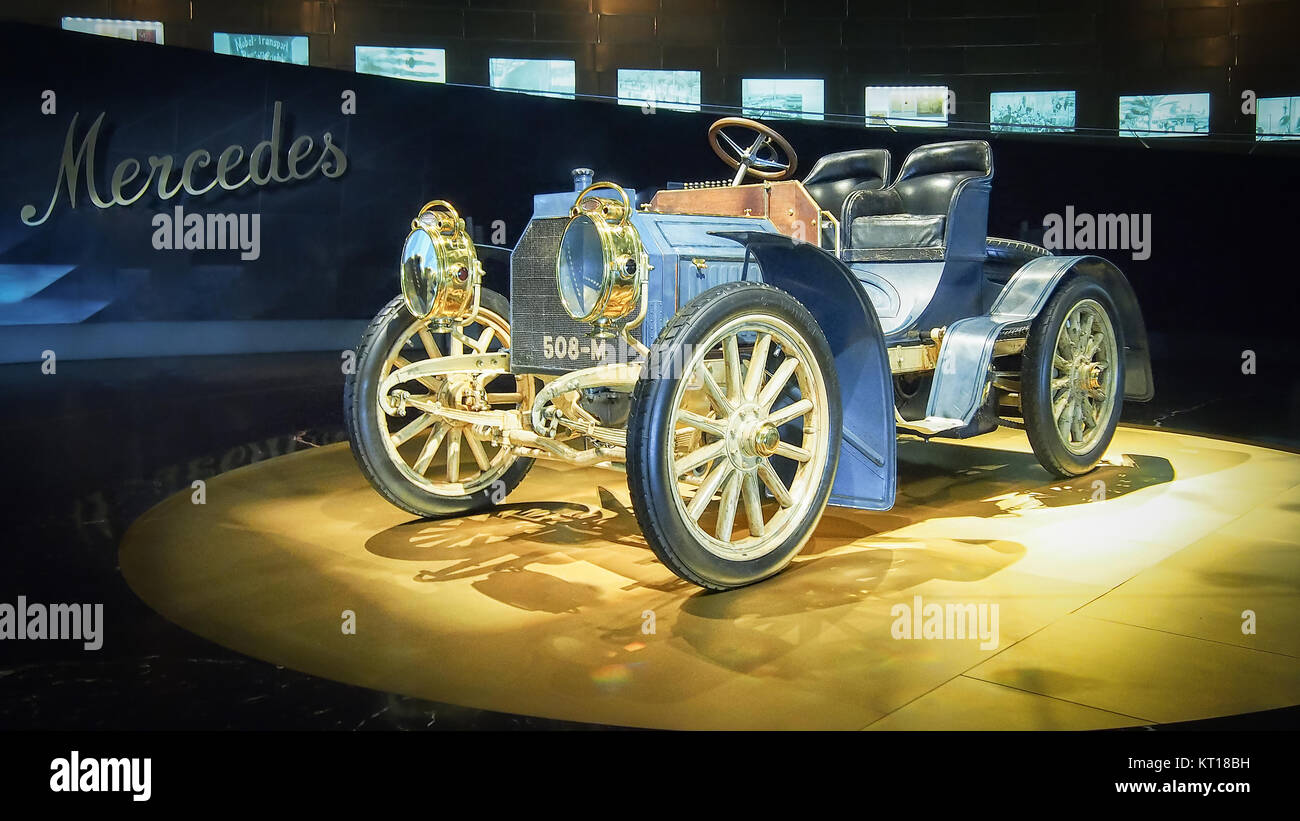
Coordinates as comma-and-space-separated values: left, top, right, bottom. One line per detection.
842, 141, 993, 257
802, 149, 890, 217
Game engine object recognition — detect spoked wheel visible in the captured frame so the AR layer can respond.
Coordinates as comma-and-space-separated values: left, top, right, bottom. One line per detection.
627, 283, 841, 590
1021, 276, 1125, 478
345, 288, 535, 517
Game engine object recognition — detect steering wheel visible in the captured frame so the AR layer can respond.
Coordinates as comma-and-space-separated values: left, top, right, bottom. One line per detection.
707, 117, 799, 186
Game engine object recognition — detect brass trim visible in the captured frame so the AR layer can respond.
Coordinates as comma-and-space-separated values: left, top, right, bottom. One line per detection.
819, 209, 841, 256
400, 200, 481, 326
556, 181, 648, 334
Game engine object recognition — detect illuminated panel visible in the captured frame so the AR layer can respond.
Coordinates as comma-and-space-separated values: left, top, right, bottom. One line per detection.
489, 58, 576, 100
1256, 96, 1300, 141
865, 85, 948, 128
990, 91, 1076, 133
617, 69, 701, 112
355, 46, 446, 83
1118, 93, 1209, 138
61, 17, 163, 44
213, 33, 309, 65
742, 79, 825, 121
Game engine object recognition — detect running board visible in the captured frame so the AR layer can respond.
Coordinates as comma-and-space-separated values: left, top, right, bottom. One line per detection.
896, 416, 965, 436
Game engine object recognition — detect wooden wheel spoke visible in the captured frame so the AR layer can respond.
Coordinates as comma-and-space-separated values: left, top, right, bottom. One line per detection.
1051, 392, 1071, 424
413, 424, 449, 475
774, 440, 811, 463
742, 472, 765, 538
695, 362, 732, 415
723, 335, 743, 402
391, 413, 435, 446
418, 328, 441, 359
464, 430, 491, 471
676, 439, 726, 476
687, 462, 731, 522
767, 398, 812, 428
757, 459, 792, 508
715, 471, 741, 542
445, 428, 462, 483
1057, 401, 1074, 442
743, 333, 772, 400
677, 410, 727, 438
757, 356, 800, 410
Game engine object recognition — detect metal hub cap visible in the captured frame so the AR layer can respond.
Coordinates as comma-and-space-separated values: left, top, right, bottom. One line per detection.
1049, 298, 1118, 455
667, 315, 830, 561
752, 423, 780, 457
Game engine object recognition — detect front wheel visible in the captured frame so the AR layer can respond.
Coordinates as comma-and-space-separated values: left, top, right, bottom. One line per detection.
344, 288, 535, 518
627, 283, 841, 590
1021, 276, 1126, 477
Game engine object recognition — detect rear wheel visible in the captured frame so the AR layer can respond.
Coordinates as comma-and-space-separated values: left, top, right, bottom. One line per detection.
1021, 276, 1125, 477
345, 288, 535, 517
627, 283, 841, 590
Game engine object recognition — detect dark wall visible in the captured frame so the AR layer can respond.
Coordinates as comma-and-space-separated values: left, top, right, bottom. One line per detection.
3, 0, 1298, 134
0, 22, 1296, 359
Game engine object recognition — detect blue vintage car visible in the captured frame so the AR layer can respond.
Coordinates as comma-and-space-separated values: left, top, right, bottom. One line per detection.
345, 117, 1153, 590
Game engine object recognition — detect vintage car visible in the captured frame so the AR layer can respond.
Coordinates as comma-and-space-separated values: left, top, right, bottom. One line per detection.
344, 117, 1153, 590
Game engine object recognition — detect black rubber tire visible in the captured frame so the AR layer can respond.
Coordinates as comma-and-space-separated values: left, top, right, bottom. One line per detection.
1021, 276, 1126, 478
985, 236, 1051, 266
626, 282, 842, 590
344, 288, 534, 518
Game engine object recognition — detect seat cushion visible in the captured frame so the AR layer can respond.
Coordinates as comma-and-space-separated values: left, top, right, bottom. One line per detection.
850, 214, 946, 249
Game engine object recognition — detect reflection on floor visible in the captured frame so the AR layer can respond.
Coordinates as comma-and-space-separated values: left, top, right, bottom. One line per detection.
119, 426, 1300, 730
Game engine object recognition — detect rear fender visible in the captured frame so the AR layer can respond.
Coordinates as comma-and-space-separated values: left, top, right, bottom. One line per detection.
924, 253, 1154, 430
992, 254, 1154, 401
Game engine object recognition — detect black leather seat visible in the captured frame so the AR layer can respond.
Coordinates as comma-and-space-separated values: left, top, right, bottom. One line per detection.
842, 141, 993, 260
802, 149, 890, 218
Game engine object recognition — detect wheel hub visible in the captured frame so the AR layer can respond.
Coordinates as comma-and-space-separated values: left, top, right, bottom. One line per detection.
725, 404, 768, 471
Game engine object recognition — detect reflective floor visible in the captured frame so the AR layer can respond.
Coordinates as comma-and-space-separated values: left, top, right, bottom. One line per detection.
2, 347, 1299, 729
119, 426, 1300, 730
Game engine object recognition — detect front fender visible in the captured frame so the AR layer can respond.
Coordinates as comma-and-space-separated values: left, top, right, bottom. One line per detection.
715, 232, 896, 511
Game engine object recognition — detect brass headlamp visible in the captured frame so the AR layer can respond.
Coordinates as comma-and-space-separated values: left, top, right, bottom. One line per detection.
400, 200, 481, 329
556, 182, 648, 338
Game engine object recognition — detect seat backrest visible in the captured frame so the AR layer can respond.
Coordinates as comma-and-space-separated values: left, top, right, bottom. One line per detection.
802, 149, 890, 217
891, 141, 992, 216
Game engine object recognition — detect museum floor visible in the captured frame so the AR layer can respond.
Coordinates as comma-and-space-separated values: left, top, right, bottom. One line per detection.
2, 343, 1299, 730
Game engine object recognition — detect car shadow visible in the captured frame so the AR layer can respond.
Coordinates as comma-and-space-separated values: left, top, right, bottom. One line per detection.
363, 442, 1179, 616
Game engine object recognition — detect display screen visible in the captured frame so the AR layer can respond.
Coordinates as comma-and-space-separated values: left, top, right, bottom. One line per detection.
1119, 93, 1210, 137
617, 69, 701, 112
213, 33, 309, 65
742, 79, 825, 121
489, 58, 576, 99
61, 17, 163, 44
865, 86, 948, 128
990, 90, 1076, 133
355, 46, 446, 83
1256, 96, 1300, 141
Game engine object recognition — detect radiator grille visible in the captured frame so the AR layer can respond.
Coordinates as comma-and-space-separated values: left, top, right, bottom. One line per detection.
509, 217, 643, 375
